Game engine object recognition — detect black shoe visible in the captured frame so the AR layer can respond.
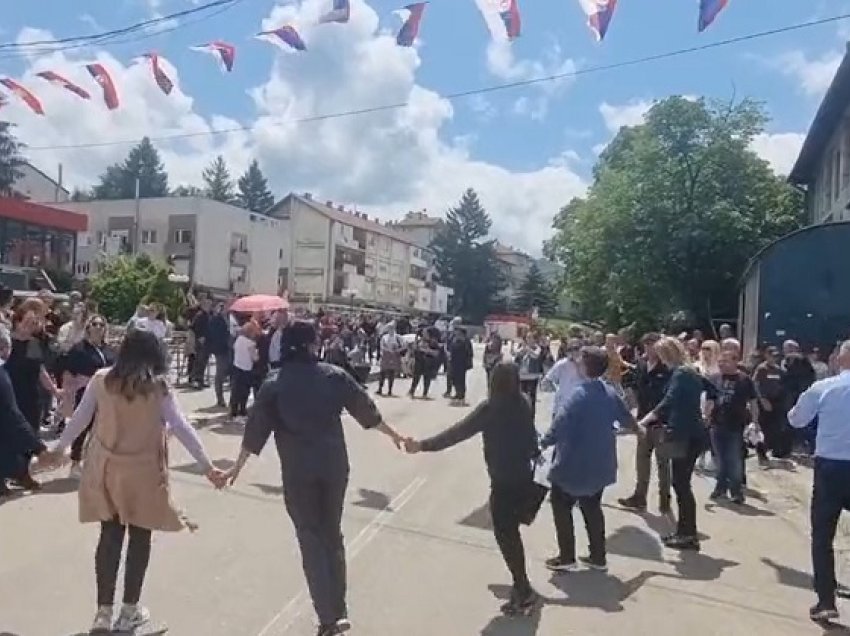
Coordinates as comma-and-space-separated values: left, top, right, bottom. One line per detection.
11, 474, 42, 492
545, 556, 578, 572
663, 534, 700, 551
0, 480, 10, 497
730, 494, 745, 505
579, 555, 608, 572
709, 490, 726, 501
334, 618, 352, 633
810, 603, 839, 622
618, 496, 646, 511
500, 587, 539, 615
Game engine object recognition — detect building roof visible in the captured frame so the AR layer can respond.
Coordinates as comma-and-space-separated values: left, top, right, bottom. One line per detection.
392, 211, 443, 227
738, 220, 850, 287
789, 44, 850, 185
275, 193, 420, 245
0, 198, 87, 232
20, 162, 70, 195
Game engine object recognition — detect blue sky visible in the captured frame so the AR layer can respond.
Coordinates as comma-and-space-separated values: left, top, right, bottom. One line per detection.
2, 0, 848, 251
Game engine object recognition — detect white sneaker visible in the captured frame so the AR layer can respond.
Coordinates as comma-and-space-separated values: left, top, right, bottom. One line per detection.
89, 605, 113, 634
69, 462, 83, 480
114, 604, 151, 632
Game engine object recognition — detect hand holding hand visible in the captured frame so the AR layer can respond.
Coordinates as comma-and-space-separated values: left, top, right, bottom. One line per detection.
206, 467, 228, 489
34, 448, 68, 472
403, 438, 422, 454
223, 465, 242, 487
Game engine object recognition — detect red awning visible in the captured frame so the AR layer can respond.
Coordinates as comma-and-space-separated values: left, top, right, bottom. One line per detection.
0, 198, 87, 232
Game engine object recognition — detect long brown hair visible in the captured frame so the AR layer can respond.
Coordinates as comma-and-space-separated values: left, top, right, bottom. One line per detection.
104, 328, 168, 400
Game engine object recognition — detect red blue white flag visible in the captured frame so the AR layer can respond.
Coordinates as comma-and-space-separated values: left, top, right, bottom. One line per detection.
499, 0, 521, 40
86, 63, 120, 110
0, 78, 45, 115
698, 0, 729, 32
319, 0, 351, 24
578, 0, 617, 41
35, 70, 90, 100
256, 26, 307, 52
141, 53, 174, 95
395, 3, 427, 47
191, 41, 236, 72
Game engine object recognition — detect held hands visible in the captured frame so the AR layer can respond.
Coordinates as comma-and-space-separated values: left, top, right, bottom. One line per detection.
402, 438, 422, 454
205, 467, 229, 490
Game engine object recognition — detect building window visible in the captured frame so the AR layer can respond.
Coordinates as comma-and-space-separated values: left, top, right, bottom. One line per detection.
141, 230, 158, 245
173, 229, 193, 244
279, 248, 284, 259
96, 231, 104, 247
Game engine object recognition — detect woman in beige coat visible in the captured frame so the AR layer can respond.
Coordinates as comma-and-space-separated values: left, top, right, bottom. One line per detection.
49, 328, 225, 634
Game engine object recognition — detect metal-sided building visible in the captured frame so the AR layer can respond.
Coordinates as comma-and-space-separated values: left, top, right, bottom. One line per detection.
738, 45, 850, 354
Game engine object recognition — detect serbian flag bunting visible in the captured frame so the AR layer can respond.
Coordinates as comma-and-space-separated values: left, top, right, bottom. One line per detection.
35, 70, 90, 99
86, 63, 120, 110
499, 0, 521, 40
142, 53, 174, 95
578, 0, 617, 41
191, 41, 236, 72
319, 0, 351, 24
395, 3, 427, 47
698, 0, 729, 32
256, 26, 307, 52
0, 78, 45, 115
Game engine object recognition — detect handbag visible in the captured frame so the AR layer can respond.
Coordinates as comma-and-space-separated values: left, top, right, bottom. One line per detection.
520, 449, 553, 525
656, 425, 688, 460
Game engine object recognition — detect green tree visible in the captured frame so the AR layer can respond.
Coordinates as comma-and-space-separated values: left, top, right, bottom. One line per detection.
90, 253, 183, 322
93, 137, 169, 200
0, 122, 25, 196
236, 159, 275, 212
513, 263, 558, 316
546, 96, 804, 333
430, 188, 505, 323
171, 184, 204, 197
202, 155, 235, 203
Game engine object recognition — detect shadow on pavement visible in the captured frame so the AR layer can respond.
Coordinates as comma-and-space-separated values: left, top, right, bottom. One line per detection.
607, 525, 664, 562
251, 482, 283, 496
667, 551, 738, 581
480, 584, 542, 635
459, 502, 493, 531
761, 557, 812, 590
36, 477, 79, 495
547, 569, 661, 612
704, 500, 775, 518
171, 458, 235, 476
744, 486, 769, 503
603, 503, 675, 539
353, 488, 392, 511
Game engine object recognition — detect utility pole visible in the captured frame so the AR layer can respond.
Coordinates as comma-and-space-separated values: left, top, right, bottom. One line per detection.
133, 177, 141, 255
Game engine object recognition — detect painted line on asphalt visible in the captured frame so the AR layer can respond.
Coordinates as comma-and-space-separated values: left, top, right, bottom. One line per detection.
255, 475, 428, 636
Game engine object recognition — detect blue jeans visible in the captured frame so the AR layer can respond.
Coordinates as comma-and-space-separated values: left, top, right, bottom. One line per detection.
711, 427, 744, 498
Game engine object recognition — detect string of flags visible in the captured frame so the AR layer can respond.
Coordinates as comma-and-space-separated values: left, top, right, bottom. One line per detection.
0, 0, 733, 116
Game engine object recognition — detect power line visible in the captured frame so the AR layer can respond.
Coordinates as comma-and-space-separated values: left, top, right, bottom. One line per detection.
0, 0, 245, 62
26, 11, 850, 153
0, 0, 238, 53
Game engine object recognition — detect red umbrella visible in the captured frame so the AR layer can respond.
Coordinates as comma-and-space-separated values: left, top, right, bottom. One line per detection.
229, 294, 289, 314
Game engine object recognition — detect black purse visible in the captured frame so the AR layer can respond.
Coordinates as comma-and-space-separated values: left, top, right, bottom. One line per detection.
520, 481, 549, 526
657, 426, 688, 460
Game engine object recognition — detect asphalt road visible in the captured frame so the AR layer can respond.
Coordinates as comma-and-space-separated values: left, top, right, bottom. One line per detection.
0, 358, 844, 636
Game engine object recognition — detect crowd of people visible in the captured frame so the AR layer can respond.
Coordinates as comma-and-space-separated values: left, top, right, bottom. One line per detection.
1, 284, 849, 633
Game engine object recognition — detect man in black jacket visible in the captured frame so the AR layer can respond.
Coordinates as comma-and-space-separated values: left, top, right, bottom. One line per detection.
190, 297, 212, 389
207, 302, 232, 407
448, 327, 474, 406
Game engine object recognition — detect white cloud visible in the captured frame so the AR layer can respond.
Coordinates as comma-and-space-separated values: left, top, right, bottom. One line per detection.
775, 50, 842, 97
7, 0, 588, 254
598, 99, 653, 133
750, 132, 806, 176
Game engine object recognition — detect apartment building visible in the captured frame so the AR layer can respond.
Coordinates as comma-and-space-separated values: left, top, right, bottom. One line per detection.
268, 193, 452, 312
12, 162, 70, 204
387, 210, 444, 248
56, 197, 287, 295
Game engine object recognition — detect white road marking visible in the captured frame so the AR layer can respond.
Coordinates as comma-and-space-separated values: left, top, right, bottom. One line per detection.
255, 476, 428, 636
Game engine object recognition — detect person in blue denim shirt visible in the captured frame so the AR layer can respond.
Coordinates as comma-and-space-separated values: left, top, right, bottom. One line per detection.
541, 346, 635, 572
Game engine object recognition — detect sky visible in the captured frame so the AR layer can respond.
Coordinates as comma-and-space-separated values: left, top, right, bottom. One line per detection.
1, 0, 848, 254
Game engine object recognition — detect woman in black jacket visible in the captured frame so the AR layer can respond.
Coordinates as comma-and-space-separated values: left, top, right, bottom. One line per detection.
406, 361, 541, 615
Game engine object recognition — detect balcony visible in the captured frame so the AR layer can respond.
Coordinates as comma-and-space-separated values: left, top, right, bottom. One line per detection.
230, 248, 251, 267
164, 241, 193, 258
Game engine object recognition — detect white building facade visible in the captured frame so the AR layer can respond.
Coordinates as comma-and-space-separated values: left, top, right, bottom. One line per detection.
56, 197, 288, 295
13, 163, 70, 204
269, 194, 452, 312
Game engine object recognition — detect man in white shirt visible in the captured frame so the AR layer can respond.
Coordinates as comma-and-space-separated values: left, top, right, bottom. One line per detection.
542, 338, 583, 418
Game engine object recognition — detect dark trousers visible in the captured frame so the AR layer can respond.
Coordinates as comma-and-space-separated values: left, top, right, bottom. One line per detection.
633, 425, 671, 504
758, 404, 792, 459
229, 367, 253, 416
550, 484, 606, 562
377, 370, 396, 394
711, 427, 744, 498
410, 372, 432, 397
671, 438, 702, 537
191, 343, 210, 385
450, 367, 468, 400
213, 352, 230, 404
71, 423, 93, 462
812, 458, 850, 608
96, 519, 152, 606
520, 379, 539, 421
283, 475, 348, 626
490, 484, 531, 593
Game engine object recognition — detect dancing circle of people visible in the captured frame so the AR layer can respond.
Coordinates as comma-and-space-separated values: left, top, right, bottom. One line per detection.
1, 286, 849, 634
